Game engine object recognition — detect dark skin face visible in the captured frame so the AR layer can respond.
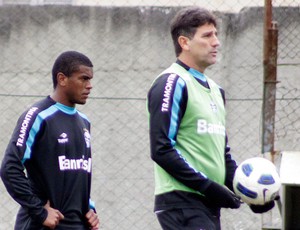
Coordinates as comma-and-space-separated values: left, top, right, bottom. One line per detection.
51, 65, 93, 107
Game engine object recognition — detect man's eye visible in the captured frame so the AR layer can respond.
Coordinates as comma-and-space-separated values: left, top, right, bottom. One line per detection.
203, 33, 212, 37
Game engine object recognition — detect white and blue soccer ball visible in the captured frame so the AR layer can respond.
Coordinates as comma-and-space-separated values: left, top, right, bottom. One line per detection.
233, 157, 281, 205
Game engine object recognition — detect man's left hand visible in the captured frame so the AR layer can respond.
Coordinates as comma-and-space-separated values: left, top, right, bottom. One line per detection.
86, 209, 100, 230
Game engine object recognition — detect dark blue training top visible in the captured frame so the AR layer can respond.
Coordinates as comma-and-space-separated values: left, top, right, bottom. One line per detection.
1, 96, 94, 229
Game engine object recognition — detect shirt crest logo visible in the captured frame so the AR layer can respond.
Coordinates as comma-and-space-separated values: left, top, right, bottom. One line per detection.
83, 128, 91, 148
210, 102, 218, 113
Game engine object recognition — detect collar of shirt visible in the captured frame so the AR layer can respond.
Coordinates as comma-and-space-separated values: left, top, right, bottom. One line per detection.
188, 68, 207, 82
176, 59, 209, 88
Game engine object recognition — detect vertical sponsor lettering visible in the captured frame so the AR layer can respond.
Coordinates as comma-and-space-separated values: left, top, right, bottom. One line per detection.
16, 107, 39, 147
161, 74, 176, 112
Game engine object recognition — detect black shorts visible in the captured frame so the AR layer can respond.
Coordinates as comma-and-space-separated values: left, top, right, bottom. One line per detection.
156, 208, 220, 230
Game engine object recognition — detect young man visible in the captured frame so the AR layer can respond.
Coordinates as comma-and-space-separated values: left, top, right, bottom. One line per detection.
1, 51, 99, 229
147, 7, 275, 230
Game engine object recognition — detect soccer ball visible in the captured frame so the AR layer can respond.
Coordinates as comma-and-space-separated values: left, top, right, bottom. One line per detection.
233, 157, 281, 205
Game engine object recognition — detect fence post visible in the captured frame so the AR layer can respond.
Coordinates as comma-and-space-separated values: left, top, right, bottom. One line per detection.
261, 0, 280, 229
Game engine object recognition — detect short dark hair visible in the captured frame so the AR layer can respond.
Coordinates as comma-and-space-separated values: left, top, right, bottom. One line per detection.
52, 51, 93, 89
170, 7, 217, 57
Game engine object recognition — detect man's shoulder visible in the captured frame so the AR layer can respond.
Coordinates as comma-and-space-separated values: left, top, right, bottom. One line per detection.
18, 97, 53, 119
77, 111, 90, 123
25, 97, 54, 112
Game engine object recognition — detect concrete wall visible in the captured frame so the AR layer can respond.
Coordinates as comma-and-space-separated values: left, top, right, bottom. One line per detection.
1, 0, 299, 12
0, 5, 299, 229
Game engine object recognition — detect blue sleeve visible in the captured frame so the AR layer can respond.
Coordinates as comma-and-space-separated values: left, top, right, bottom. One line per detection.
0, 107, 47, 224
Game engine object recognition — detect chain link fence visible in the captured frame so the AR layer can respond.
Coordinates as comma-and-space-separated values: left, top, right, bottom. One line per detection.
0, 0, 299, 229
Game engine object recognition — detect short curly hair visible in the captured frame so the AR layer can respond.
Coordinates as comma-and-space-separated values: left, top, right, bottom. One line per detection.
52, 51, 93, 89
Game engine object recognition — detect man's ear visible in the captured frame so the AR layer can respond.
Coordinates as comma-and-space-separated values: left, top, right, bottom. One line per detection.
178, 35, 190, 51
57, 72, 67, 87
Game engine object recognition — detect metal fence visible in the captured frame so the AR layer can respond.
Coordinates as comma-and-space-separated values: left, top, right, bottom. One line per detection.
0, 0, 300, 229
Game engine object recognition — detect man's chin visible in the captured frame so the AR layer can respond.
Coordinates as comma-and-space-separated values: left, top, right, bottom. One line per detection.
76, 100, 87, 105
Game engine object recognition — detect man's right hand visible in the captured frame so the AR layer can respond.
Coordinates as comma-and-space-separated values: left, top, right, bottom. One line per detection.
203, 181, 241, 209
43, 201, 64, 229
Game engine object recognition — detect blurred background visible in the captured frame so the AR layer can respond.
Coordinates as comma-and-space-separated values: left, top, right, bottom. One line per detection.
0, 0, 300, 229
